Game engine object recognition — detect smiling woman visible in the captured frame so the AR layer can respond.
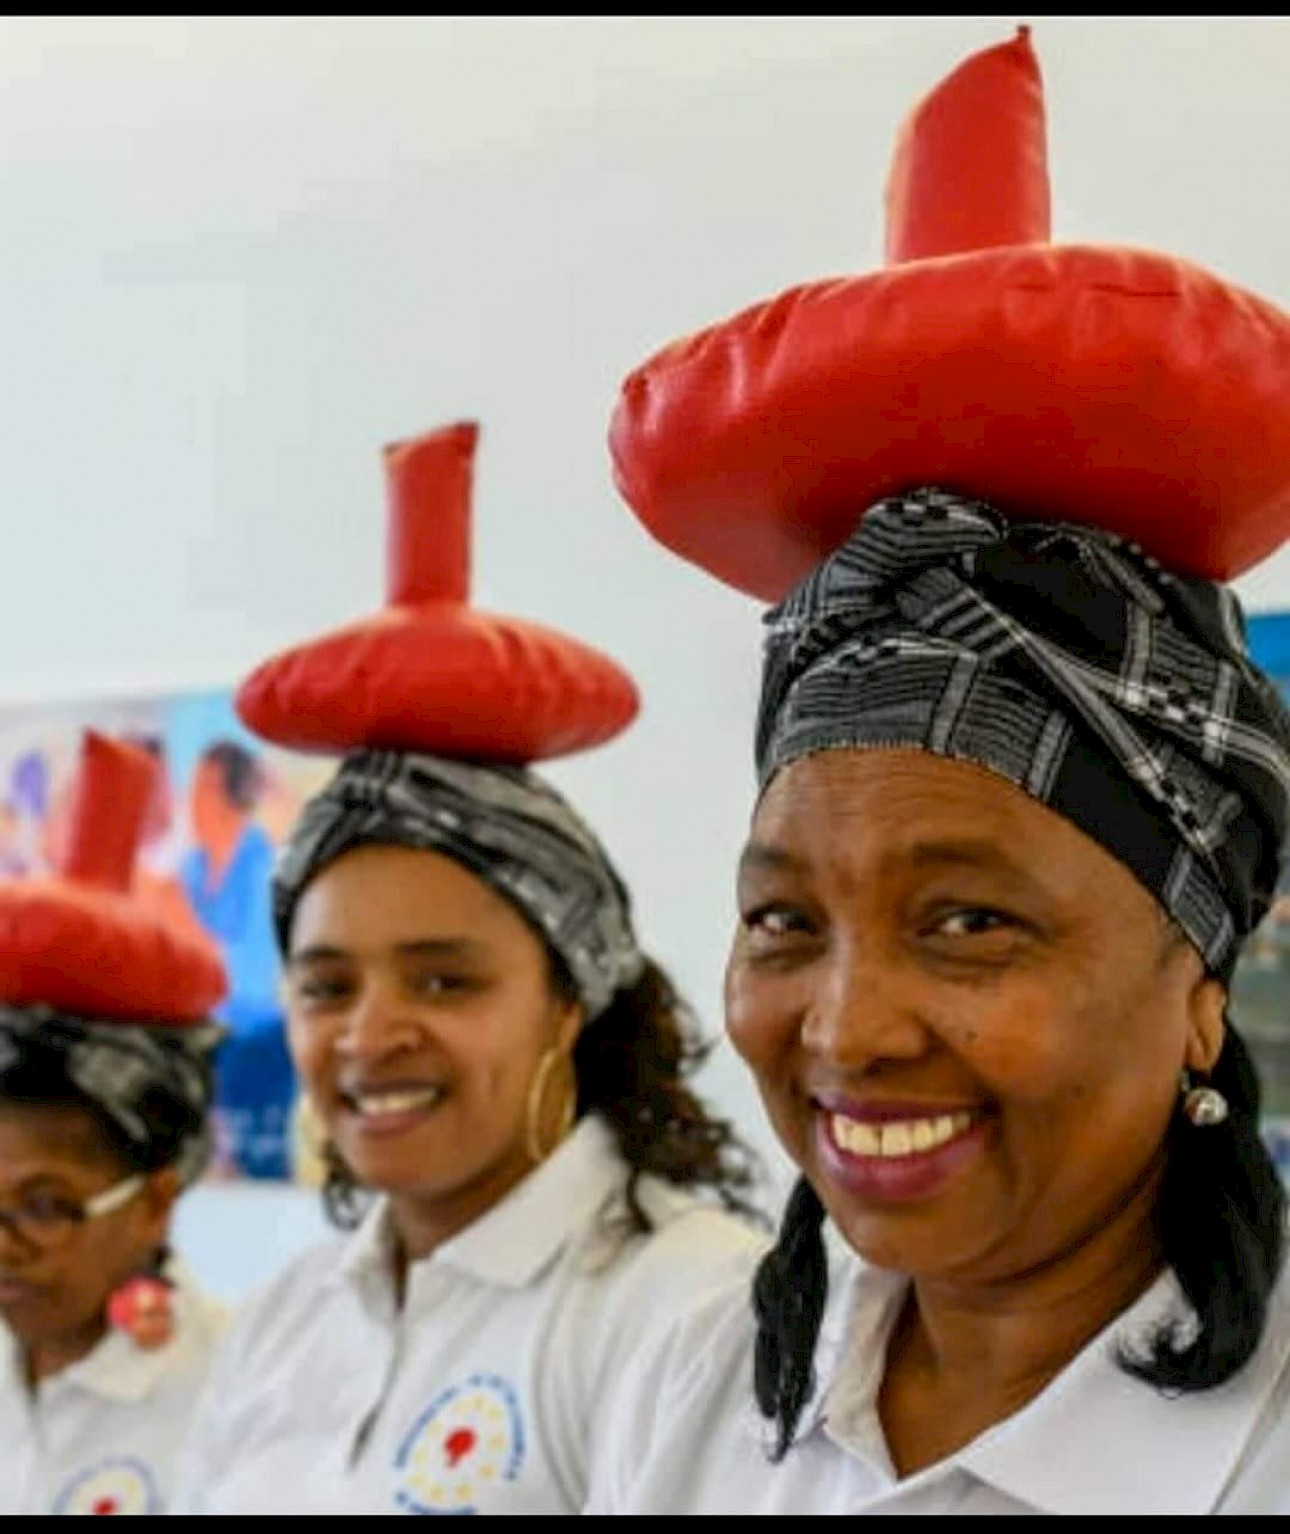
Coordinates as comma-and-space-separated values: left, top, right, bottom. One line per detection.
169, 422, 766, 1516
588, 24, 1290, 1520
737, 750, 1242, 1417
286, 837, 615, 1251
588, 493, 1290, 1510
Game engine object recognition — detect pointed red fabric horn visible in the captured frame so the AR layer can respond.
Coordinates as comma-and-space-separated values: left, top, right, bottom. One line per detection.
609, 26, 1290, 600
885, 27, 1048, 264
237, 421, 639, 763
0, 732, 227, 1023
385, 422, 476, 606
61, 730, 157, 891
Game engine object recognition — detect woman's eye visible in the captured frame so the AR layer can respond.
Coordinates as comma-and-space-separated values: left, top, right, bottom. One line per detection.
931, 907, 1017, 939
740, 904, 816, 940
292, 975, 352, 1006
18, 1193, 79, 1224
409, 972, 475, 999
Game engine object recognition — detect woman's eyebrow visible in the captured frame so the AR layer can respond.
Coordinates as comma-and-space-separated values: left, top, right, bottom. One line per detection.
288, 937, 486, 967
0, 1174, 74, 1198
737, 843, 803, 880
898, 838, 1055, 901
902, 838, 1027, 872
286, 944, 349, 967
391, 938, 486, 960
739, 835, 1054, 900
741, 837, 1033, 873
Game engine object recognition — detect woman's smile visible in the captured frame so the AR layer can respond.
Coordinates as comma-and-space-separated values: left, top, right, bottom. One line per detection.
813, 1097, 993, 1204
337, 1078, 449, 1140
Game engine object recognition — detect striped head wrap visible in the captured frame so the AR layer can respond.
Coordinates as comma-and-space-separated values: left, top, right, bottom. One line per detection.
0, 1005, 221, 1187
757, 488, 1290, 980
272, 750, 645, 1020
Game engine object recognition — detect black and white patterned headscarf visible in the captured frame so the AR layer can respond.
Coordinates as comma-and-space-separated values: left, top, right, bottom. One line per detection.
273, 751, 646, 1020
757, 488, 1290, 981
0, 1005, 221, 1186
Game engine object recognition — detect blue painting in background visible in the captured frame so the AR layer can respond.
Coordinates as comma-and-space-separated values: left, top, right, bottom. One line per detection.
1235, 612, 1290, 1174
171, 697, 297, 1180
0, 687, 331, 1182
1246, 611, 1290, 678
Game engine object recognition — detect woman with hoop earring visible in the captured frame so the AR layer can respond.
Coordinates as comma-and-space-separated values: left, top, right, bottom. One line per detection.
172, 422, 765, 1516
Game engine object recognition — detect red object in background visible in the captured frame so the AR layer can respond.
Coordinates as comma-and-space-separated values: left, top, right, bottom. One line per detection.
106, 1273, 175, 1351
0, 732, 227, 1022
236, 421, 639, 764
609, 27, 1290, 602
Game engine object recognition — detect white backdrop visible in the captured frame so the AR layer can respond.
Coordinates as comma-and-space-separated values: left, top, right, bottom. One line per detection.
2, 16, 1289, 1298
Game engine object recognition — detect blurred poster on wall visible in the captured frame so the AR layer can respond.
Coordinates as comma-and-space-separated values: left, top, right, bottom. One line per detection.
0, 686, 330, 1183
1234, 613, 1290, 1179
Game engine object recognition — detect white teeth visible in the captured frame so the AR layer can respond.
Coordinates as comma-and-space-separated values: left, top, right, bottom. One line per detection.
845, 1121, 881, 1156
830, 1110, 975, 1158
353, 1087, 444, 1118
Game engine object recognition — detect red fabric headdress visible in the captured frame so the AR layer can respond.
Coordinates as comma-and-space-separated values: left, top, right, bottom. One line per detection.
0, 732, 227, 1023
609, 27, 1290, 601
237, 421, 639, 763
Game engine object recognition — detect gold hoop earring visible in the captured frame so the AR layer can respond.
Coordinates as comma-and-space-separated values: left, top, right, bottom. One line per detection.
290, 1093, 328, 1190
525, 1046, 575, 1164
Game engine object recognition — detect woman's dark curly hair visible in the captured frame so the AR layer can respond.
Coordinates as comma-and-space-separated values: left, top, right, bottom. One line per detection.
751, 1020, 1287, 1460
322, 950, 763, 1234
565, 954, 762, 1231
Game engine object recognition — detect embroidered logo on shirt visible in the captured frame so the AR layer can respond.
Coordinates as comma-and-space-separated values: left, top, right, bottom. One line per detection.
393, 1373, 526, 1515
53, 1458, 159, 1516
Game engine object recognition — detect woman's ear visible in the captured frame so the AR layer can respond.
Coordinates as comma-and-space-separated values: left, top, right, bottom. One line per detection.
1183, 976, 1227, 1075
555, 997, 585, 1055
141, 1166, 181, 1235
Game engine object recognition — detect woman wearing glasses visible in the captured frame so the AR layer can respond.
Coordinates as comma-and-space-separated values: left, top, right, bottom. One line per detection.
0, 732, 229, 1516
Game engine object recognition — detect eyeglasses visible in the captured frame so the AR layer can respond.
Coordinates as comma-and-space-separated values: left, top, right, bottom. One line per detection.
0, 1175, 146, 1253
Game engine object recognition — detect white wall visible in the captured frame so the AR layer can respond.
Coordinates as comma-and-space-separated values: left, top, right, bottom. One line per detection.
173, 1182, 328, 1305
2, 16, 1289, 1297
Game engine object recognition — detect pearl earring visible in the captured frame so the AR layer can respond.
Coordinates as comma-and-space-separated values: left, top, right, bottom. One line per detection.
1180, 1070, 1229, 1128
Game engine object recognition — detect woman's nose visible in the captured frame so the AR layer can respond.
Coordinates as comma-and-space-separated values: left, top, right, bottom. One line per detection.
0, 1213, 38, 1265
333, 981, 424, 1058
799, 944, 931, 1068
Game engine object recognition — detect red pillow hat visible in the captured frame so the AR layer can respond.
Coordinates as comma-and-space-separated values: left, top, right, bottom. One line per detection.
238, 422, 647, 1021
609, 26, 1290, 602
0, 731, 226, 1023
237, 420, 639, 763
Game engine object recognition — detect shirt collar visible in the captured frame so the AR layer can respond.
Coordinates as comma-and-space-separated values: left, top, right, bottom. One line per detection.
340, 1114, 626, 1296
788, 1240, 1290, 1515
954, 1269, 1290, 1515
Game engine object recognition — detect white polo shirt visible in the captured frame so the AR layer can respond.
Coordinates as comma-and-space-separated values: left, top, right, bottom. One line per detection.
587, 1226, 1290, 1515
171, 1115, 767, 1516
0, 1262, 227, 1516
